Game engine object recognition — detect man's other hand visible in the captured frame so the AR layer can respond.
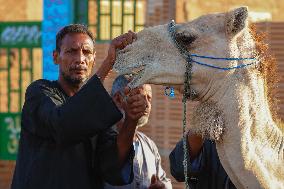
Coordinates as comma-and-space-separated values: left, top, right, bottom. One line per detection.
148, 174, 165, 189
123, 86, 147, 123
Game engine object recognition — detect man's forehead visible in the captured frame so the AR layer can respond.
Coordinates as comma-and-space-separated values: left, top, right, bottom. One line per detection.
143, 84, 152, 94
62, 33, 94, 48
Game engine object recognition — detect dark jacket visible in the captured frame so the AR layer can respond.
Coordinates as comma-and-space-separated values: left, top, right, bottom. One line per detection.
11, 76, 133, 189
169, 140, 236, 189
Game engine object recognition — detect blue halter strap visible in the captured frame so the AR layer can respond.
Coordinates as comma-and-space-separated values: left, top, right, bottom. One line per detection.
165, 20, 259, 98
168, 20, 258, 71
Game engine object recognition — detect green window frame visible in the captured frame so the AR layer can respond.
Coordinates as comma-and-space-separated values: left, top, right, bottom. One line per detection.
0, 22, 42, 113
74, 0, 146, 42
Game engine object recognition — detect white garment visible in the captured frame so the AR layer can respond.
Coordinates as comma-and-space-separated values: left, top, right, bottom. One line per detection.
104, 132, 172, 189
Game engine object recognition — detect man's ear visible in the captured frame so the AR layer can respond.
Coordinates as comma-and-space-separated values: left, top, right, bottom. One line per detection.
53, 50, 59, 65
226, 6, 248, 36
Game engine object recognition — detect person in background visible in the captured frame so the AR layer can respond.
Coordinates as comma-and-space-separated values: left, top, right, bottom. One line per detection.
104, 75, 172, 189
169, 132, 236, 189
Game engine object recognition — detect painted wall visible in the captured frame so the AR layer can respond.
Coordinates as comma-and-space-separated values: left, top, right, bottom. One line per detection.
176, 0, 284, 23
0, 0, 42, 21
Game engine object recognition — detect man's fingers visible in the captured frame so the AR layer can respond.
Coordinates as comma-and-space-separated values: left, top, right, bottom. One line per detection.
126, 94, 144, 104
124, 86, 131, 96
128, 30, 137, 41
130, 107, 146, 114
149, 175, 165, 189
151, 174, 157, 184
126, 30, 136, 43
121, 37, 128, 48
131, 100, 147, 108
123, 86, 144, 97
126, 112, 144, 121
112, 31, 137, 50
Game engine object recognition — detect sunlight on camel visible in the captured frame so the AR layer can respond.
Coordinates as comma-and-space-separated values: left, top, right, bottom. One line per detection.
114, 6, 284, 189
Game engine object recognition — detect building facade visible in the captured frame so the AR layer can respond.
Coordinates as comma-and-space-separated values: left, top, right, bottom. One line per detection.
0, 1, 284, 189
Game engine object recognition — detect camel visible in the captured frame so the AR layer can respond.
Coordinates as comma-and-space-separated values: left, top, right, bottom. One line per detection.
113, 6, 284, 189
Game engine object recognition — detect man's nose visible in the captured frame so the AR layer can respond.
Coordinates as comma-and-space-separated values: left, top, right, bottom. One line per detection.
75, 50, 86, 63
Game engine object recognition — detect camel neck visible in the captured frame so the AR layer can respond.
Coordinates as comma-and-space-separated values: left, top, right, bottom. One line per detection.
212, 77, 284, 189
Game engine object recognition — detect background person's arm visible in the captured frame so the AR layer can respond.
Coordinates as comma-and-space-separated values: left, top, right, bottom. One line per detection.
97, 127, 134, 186
116, 86, 147, 166
169, 134, 204, 182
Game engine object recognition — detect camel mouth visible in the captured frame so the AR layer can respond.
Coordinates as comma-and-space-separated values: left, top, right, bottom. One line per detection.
114, 64, 145, 76
114, 63, 146, 88
127, 65, 145, 76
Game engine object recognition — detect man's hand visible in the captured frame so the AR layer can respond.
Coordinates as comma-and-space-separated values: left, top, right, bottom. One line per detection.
148, 174, 165, 189
187, 131, 204, 160
116, 86, 147, 166
107, 30, 137, 65
123, 86, 147, 124
96, 31, 137, 82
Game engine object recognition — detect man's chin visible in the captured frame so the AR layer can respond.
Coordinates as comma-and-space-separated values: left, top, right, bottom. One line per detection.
136, 116, 149, 128
65, 77, 86, 86
62, 72, 88, 85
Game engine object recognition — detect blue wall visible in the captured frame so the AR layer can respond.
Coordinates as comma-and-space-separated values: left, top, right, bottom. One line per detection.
42, 0, 74, 80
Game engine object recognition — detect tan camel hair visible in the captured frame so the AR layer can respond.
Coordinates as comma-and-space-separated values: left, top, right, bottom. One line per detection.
113, 6, 284, 189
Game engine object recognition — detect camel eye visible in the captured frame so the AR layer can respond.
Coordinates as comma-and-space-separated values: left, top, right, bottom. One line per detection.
175, 33, 197, 47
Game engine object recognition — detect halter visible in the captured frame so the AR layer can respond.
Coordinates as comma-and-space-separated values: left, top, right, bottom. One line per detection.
166, 20, 258, 189
168, 20, 258, 71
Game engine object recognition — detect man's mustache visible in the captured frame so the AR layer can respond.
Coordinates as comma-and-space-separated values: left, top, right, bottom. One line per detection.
70, 64, 88, 71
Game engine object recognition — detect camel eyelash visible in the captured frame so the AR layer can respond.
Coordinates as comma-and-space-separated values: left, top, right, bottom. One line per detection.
175, 33, 197, 46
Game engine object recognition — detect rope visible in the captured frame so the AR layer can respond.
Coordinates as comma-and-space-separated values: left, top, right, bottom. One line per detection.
182, 60, 192, 189
190, 54, 255, 61
169, 20, 193, 189
191, 59, 257, 71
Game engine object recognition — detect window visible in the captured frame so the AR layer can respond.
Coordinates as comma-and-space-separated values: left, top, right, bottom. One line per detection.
75, 0, 146, 41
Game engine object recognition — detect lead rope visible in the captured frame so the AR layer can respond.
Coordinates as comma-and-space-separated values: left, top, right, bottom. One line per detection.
167, 20, 193, 189
182, 57, 194, 189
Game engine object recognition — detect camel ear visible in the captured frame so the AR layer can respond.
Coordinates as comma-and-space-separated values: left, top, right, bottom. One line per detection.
226, 7, 248, 35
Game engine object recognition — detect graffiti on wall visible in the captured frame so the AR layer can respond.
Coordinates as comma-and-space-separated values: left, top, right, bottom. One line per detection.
0, 22, 41, 48
0, 114, 21, 160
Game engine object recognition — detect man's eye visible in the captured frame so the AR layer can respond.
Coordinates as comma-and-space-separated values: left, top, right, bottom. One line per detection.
67, 49, 75, 53
83, 50, 92, 55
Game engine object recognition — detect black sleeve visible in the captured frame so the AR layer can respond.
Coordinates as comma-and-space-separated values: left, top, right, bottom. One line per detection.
21, 76, 122, 146
96, 127, 134, 185
169, 139, 205, 182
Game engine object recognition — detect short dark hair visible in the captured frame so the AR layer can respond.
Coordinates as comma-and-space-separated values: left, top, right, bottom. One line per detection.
55, 24, 95, 52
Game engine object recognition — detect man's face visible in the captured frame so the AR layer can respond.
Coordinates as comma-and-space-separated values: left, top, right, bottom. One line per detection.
113, 84, 152, 128
54, 33, 95, 85
135, 84, 152, 127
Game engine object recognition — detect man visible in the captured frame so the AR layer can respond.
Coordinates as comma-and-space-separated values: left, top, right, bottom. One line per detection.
11, 24, 148, 189
104, 75, 172, 189
169, 133, 236, 189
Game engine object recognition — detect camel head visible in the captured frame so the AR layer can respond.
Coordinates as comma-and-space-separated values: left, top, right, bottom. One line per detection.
114, 7, 256, 98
